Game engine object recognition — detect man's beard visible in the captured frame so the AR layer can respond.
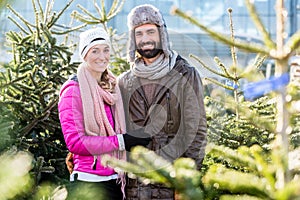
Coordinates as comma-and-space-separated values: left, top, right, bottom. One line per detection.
136, 41, 163, 59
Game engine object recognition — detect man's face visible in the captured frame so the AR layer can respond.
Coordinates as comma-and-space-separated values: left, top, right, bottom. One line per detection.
134, 24, 162, 59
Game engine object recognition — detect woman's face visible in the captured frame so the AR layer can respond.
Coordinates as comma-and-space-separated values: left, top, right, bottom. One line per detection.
84, 44, 110, 76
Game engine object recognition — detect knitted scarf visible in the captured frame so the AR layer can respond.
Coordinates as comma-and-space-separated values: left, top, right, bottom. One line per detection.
132, 50, 178, 80
77, 62, 126, 198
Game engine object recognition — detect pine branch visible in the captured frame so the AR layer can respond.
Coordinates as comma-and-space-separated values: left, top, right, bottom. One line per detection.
204, 77, 236, 90
171, 7, 269, 55
7, 16, 29, 35
6, 4, 34, 33
0, 74, 28, 89
190, 54, 229, 79
214, 57, 236, 80
244, 0, 276, 49
219, 194, 263, 200
43, 0, 53, 24
51, 23, 87, 35
31, 0, 39, 33
228, 8, 238, 72
19, 97, 59, 137
203, 164, 273, 198
47, 0, 74, 28
71, 10, 99, 24
35, 0, 44, 23
107, 0, 125, 18
96, 0, 107, 22
76, 5, 100, 22
102, 146, 204, 200
239, 55, 266, 82
206, 143, 258, 171
285, 30, 300, 57
274, 180, 300, 199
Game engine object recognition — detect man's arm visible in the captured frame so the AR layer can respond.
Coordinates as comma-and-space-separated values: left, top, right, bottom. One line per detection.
182, 68, 207, 170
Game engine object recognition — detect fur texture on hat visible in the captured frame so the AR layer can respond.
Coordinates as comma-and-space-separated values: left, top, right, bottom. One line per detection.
127, 4, 171, 62
79, 27, 110, 60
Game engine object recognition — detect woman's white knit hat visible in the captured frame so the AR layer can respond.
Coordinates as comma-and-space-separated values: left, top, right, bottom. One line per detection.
127, 4, 171, 62
79, 27, 110, 60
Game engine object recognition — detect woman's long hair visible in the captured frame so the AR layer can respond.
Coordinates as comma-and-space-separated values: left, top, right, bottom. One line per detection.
99, 69, 116, 93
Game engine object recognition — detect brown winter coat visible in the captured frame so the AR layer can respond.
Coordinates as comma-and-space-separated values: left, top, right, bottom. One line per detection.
118, 55, 207, 200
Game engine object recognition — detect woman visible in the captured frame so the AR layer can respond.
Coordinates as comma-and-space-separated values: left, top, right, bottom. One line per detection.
58, 27, 150, 200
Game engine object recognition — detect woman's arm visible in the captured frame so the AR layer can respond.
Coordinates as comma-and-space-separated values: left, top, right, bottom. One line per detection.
58, 82, 121, 156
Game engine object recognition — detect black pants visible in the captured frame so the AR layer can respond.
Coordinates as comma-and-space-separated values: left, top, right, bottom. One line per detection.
66, 179, 123, 200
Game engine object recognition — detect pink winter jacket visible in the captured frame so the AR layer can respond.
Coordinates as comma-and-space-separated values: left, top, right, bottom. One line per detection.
58, 79, 120, 176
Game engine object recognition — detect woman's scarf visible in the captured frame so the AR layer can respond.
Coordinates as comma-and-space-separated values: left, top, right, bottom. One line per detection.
77, 62, 126, 198
132, 50, 178, 80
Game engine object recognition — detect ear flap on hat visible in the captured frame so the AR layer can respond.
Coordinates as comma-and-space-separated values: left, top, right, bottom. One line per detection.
127, 29, 137, 62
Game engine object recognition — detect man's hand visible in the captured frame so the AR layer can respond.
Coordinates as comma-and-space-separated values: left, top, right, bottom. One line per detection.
123, 128, 151, 151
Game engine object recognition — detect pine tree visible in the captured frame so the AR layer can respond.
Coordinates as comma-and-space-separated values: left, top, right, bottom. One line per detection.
1, 0, 83, 186
101, 0, 300, 199
0, 0, 127, 198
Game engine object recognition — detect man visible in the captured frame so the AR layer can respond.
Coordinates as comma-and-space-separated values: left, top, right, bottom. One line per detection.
290, 55, 300, 85
118, 4, 207, 199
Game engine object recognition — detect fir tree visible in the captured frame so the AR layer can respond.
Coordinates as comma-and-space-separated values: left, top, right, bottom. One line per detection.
102, 0, 300, 199
0, 0, 83, 184
0, 0, 127, 198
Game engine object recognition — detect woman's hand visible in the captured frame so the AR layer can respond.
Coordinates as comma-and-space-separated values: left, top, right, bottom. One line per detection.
65, 152, 74, 174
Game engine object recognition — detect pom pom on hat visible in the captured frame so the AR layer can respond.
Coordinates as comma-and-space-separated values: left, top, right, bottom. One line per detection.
79, 27, 110, 60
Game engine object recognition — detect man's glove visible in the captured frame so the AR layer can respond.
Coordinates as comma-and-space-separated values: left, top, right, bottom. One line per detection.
123, 128, 151, 151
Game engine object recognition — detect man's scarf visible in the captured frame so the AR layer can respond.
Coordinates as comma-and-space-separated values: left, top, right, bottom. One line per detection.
132, 50, 178, 80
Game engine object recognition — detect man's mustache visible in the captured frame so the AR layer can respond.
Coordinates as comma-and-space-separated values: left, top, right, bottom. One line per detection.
138, 41, 155, 48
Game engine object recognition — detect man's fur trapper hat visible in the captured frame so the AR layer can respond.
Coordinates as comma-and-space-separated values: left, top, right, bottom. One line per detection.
127, 4, 171, 62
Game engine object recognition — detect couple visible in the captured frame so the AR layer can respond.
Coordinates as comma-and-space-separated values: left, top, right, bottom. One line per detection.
58, 4, 207, 200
